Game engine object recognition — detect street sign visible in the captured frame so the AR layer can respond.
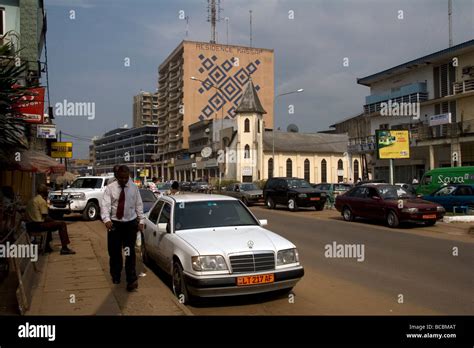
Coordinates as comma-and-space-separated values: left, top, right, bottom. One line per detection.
139, 169, 149, 177
37, 124, 57, 139
51, 142, 73, 158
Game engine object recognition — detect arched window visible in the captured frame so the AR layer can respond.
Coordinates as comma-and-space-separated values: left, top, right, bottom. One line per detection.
244, 118, 250, 132
337, 159, 344, 183
268, 158, 274, 178
354, 159, 360, 181
321, 159, 327, 183
244, 144, 250, 158
286, 158, 293, 177
257, 120, 261, 133
338, 159, 343, 170
304, 159, 310, 182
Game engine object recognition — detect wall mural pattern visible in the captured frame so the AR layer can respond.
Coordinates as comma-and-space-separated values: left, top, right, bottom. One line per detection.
197, 54, 261, 121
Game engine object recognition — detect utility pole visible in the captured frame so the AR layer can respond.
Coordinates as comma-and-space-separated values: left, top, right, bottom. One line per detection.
448, 0, 453, 47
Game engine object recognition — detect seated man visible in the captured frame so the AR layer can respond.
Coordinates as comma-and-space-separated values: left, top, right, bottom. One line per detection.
25, 184, 76, 255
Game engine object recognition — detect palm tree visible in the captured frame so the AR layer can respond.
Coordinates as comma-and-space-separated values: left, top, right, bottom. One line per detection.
0, 42, 39, 162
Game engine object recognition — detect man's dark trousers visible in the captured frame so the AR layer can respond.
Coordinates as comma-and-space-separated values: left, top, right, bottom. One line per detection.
108, 220, 138, 284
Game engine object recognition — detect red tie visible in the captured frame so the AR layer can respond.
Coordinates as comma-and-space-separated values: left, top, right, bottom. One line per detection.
116, 187, 125, 220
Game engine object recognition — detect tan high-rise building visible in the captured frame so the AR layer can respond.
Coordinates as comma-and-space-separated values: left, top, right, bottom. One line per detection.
133, 91, 159, 127
157, 40, 274, 179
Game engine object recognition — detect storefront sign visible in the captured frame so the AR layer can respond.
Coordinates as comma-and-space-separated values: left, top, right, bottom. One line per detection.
37, 124, 57, 139
375, 130, 410, 159
16, 87, 45, 123
51, 142, 73, 158
429, 113, 451, 126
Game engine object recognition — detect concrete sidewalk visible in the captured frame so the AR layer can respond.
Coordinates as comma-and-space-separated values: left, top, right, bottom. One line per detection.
27, 220, 192, 316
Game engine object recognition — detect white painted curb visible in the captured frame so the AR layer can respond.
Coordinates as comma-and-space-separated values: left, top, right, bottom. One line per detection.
443, 216, 474, 223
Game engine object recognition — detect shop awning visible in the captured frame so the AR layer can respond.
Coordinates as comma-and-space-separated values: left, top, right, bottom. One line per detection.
14, 150, 65, 174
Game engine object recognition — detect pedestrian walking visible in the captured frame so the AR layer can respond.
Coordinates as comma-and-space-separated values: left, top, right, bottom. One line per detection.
101, 165, 144, 292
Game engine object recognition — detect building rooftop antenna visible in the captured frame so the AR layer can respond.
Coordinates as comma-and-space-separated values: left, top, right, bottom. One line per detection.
207, 0, 222, 44
249, 10, 253, 48
185, 15, 190, 38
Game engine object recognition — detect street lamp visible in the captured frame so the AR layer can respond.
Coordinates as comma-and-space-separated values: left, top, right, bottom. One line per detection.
190, 76, 225, 188
272, 88, 304, 177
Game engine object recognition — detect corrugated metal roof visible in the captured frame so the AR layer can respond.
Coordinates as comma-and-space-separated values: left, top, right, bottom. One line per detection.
263, 131, 348, 153
358, 39, 474, 86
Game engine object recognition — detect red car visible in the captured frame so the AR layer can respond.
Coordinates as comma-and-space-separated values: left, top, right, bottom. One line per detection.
335, 184, 445, 228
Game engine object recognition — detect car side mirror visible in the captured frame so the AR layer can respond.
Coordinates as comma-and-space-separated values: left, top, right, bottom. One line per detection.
157, 223, 167, 233
259, 219, 268, 226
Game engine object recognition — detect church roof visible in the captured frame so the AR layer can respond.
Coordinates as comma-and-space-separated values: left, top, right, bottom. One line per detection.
235, 79, 267, 114
263, 131, 348, 153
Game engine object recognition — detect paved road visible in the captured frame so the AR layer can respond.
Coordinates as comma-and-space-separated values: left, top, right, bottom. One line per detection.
187, 206, 474, 315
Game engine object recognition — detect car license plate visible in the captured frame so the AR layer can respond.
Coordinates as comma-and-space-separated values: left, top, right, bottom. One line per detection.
422, 214, 436, 219
310, 197, 320, 201
237, 274, 274, 286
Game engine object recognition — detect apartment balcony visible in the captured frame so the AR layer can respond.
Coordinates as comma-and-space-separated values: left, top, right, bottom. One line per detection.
169, 61, 180, 72
159, 73, 167, 83
169, 92, 181, 102
364, 83, 429, 114
453, 79, 474, 95
158, 102, 167, 111
411, 119, 474, 142
169, 121, 181, 132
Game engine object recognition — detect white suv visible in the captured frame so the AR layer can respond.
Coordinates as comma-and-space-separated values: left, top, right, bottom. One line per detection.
48, 176, 114, 220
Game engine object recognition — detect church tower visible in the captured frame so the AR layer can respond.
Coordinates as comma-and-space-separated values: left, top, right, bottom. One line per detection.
234, 79, 266, 182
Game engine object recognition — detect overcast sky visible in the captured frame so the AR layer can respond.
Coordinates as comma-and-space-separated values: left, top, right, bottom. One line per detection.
44, 0, 474, 158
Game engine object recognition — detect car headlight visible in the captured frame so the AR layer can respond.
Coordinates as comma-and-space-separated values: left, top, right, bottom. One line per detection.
69, 193, 86, 200
437, 206, 445, 212
298, 193, 307, 198
401, 207, 418, 213
192, 255, 228, 271
277, 248, 299, 265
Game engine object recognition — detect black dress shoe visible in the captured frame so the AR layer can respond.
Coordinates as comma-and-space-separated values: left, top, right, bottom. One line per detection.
126, 280, 138, 292
60, 247, 76, 255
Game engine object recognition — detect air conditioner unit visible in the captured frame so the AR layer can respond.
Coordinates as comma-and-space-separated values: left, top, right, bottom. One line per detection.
462, 66, 474, 76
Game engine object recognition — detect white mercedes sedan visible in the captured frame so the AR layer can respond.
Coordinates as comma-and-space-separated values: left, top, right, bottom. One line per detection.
141, 194, 304, 303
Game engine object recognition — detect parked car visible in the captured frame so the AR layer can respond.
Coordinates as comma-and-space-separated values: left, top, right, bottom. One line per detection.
394, 183, 417, 195
180, 181, 192, 192
191, 181, 210, 193
141, 194, 304, 303
416, 166, 474, 195
335, 184, 445, 228
139, 189, 157, 213
355, 179, 386, 186
263, 177, 327, 211
48, 176, 114, 220
312, 183, 353, 201
421, 184, 474, 212
222, 183, 264, 206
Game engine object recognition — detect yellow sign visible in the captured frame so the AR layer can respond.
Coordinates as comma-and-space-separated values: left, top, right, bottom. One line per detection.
139, 169, 149, 177
376, 130, 410, 159
51, 142, 73, 158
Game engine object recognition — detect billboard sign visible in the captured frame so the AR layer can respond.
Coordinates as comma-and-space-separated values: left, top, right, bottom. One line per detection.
16, 87, 45, 123
37, 124, 57, 139
51, 142, 73, 158
375, 130, 410, 159
429, 113, 451, 126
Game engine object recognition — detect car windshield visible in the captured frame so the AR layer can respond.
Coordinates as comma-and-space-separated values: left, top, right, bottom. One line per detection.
434, 185, 457, 196
140, 190, 157, 202
240, 183, 258, 191
378, 186, 414, 199
174, 200, 258, 231
334, 184, 351, 191
287, 179, 312, 189
69, 178, 102, 189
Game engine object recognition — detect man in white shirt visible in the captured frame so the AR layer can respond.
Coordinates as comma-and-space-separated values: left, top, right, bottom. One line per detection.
101, 165, 144, 292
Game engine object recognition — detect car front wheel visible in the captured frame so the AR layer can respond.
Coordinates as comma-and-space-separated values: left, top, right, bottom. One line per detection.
386, 210, 400, 228
342, 206, 354, 221
83, 202, 99, 221
172, 261, 190, 304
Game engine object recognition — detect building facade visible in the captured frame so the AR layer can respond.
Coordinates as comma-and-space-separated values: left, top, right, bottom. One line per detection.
93, 126, 158, 180
332, 39, 474, 183
156, 40, 274, 180
133, 91, 159, 127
